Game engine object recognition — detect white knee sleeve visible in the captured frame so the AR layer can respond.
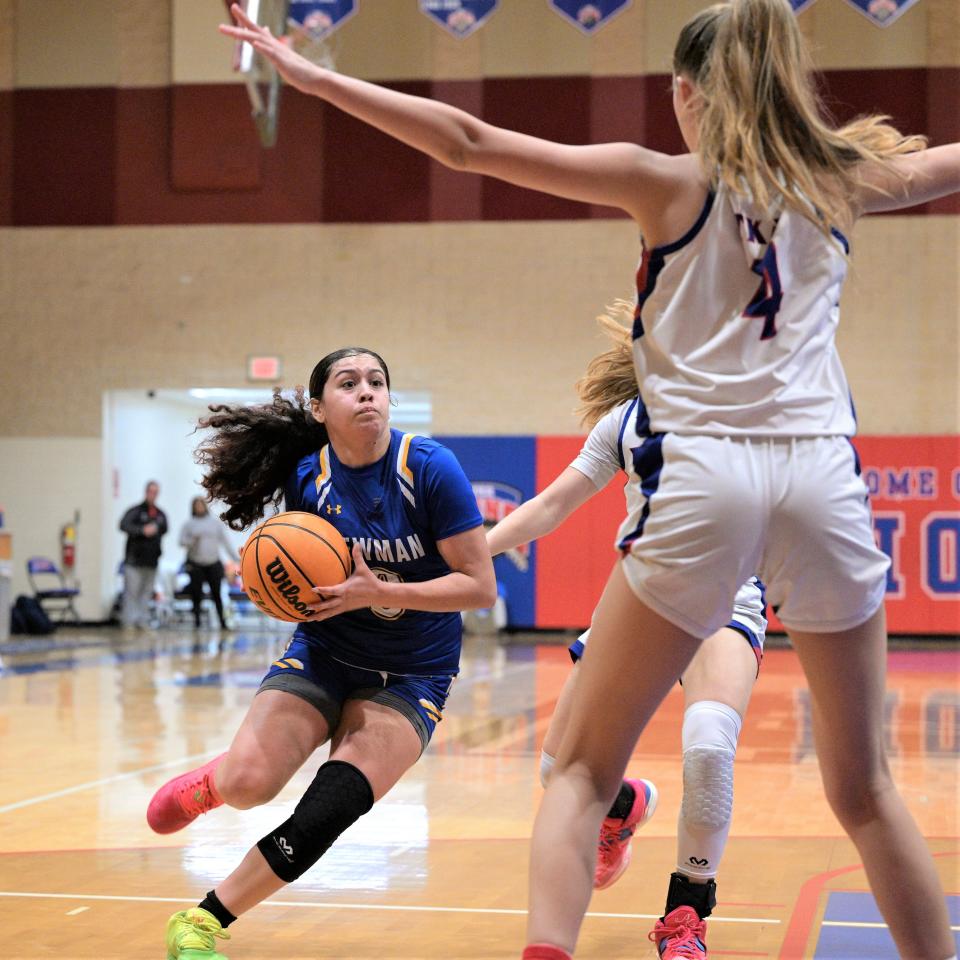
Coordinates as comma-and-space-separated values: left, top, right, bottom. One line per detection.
539, 750, 556, 788
677, 700, 742, 880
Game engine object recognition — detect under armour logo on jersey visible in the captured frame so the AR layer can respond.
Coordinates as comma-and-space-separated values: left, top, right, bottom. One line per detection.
688, 856, 709, 867
278, 836, 294, 858
326, 503, 342, 515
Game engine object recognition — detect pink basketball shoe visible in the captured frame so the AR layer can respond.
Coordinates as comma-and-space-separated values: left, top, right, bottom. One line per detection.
594, 777, 658, 890
649, 905, 708, 958
147, 754, 226, 834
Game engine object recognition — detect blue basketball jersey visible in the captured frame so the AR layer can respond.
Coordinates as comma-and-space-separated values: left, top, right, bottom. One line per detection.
283, 429, 482, 674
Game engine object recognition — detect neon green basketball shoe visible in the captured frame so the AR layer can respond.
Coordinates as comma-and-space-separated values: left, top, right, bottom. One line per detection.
166, 907, 231, 959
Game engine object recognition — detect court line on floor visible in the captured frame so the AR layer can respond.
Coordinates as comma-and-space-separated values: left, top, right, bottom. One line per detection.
0, 749, 228, 815
0, 890, 778, 924
821, 920, 960, 932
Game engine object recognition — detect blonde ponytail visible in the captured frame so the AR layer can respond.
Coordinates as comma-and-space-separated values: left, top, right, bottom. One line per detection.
674, 0, 926, 231
575, 301, 637, 428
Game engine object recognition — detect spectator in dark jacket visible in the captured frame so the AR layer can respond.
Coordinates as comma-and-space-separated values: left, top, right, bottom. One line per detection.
119, 481, 168, 628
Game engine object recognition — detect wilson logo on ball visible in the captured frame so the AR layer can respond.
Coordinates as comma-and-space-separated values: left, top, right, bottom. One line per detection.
265, 557, 311, 615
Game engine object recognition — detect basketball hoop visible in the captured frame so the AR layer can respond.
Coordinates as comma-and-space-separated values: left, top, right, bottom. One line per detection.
226, 0, 341, 148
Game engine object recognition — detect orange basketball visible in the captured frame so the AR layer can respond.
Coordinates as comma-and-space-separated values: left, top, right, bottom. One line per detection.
240, 511, 352, 622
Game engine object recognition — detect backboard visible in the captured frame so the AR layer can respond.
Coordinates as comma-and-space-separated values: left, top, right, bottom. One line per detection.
226, 0, 344, 148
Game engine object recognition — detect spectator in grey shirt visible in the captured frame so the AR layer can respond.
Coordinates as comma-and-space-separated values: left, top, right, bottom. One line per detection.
179, 497, 238, 629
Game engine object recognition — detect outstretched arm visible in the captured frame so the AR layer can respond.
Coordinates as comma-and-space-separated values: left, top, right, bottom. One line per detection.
857, 143, 960, 214
220, 4, 683, 222
487, 467, 598, 557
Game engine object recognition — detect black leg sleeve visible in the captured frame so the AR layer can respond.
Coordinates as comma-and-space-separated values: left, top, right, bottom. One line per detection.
257, 760, 374, 883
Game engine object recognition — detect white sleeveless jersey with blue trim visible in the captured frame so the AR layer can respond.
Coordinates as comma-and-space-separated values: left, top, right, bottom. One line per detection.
632, 183, 855, 437
283, 429, 482, 675
570, 398, 767, 643
570, 397, 650, 528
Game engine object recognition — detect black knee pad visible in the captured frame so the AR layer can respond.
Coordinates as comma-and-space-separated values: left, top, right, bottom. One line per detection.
257, 760, 374, 883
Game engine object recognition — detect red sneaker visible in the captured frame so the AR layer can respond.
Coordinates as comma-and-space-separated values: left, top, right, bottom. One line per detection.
147, 754, 226, 834
649, 906, 708, 958
594, 777, 658, 889
521, 946, 572, 960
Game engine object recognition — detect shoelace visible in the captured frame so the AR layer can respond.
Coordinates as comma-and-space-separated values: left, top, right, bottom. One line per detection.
179, 912, 231, 948
180, 772, 219, 818
598, 818, 630, 849
648, 912, 705, 959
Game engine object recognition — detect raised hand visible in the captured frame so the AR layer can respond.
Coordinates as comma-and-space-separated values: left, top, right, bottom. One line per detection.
219, 2, 327, 96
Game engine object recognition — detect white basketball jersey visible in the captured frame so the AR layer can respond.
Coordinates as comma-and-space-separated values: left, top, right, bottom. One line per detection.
570, 396, 648, 520
632, 183, 855, 437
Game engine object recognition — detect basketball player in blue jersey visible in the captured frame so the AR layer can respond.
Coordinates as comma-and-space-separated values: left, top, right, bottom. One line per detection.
148, 347, 495, 960
221, 4, 960, 958
487, 305, 767, 955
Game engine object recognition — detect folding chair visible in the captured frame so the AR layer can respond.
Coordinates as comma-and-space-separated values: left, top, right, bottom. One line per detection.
26, 557, 81, 622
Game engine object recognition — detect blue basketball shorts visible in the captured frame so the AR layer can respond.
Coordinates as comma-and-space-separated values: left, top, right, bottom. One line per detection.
258, 637, 456, 752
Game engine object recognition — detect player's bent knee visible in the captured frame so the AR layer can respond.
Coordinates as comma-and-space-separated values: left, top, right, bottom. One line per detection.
216, 762, 285, 809
257, 760, 374, 883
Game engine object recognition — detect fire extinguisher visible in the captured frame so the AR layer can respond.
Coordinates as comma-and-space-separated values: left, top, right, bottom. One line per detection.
61, 522, 77, 573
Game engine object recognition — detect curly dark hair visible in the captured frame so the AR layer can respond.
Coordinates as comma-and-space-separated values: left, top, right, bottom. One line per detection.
196, 347, 390, 530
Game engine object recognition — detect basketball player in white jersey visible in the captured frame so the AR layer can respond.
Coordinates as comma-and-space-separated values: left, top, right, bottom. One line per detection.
486, 305, 767, 955
221, 2, 960, 957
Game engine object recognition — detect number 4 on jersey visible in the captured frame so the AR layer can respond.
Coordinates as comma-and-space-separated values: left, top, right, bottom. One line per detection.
743, 242, 783, 340
735, 213, 783, 340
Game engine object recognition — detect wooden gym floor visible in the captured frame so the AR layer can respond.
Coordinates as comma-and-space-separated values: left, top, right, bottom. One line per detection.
0, 625, 957, 959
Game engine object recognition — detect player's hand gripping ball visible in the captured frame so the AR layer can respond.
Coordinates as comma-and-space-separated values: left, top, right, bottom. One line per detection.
240, 511, 352, 622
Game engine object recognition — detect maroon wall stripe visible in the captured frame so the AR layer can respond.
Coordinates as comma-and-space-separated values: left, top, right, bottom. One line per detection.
320, 81, 433, 223
14, 88, 118, 225
481, 76, 593, 221
171, 84, 263, 192
428, 81, 484, 221
7, 67, 957, 226
0, 90, 12, 225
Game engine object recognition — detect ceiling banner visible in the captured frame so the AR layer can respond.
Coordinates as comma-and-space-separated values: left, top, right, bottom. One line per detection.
419, 0, 500, 38
840, 0, 921, 27
548, 0, 632, 34
286, 0, 358, 44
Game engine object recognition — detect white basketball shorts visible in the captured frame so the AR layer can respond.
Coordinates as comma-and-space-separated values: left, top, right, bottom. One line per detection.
617, 434, 890, 638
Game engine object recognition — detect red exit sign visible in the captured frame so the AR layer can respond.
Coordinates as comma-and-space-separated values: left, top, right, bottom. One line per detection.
247, 356, 282, 381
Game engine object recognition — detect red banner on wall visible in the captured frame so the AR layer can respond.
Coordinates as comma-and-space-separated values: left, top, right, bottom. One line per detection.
536, 435, 960, 636
835, 435, 958, 636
